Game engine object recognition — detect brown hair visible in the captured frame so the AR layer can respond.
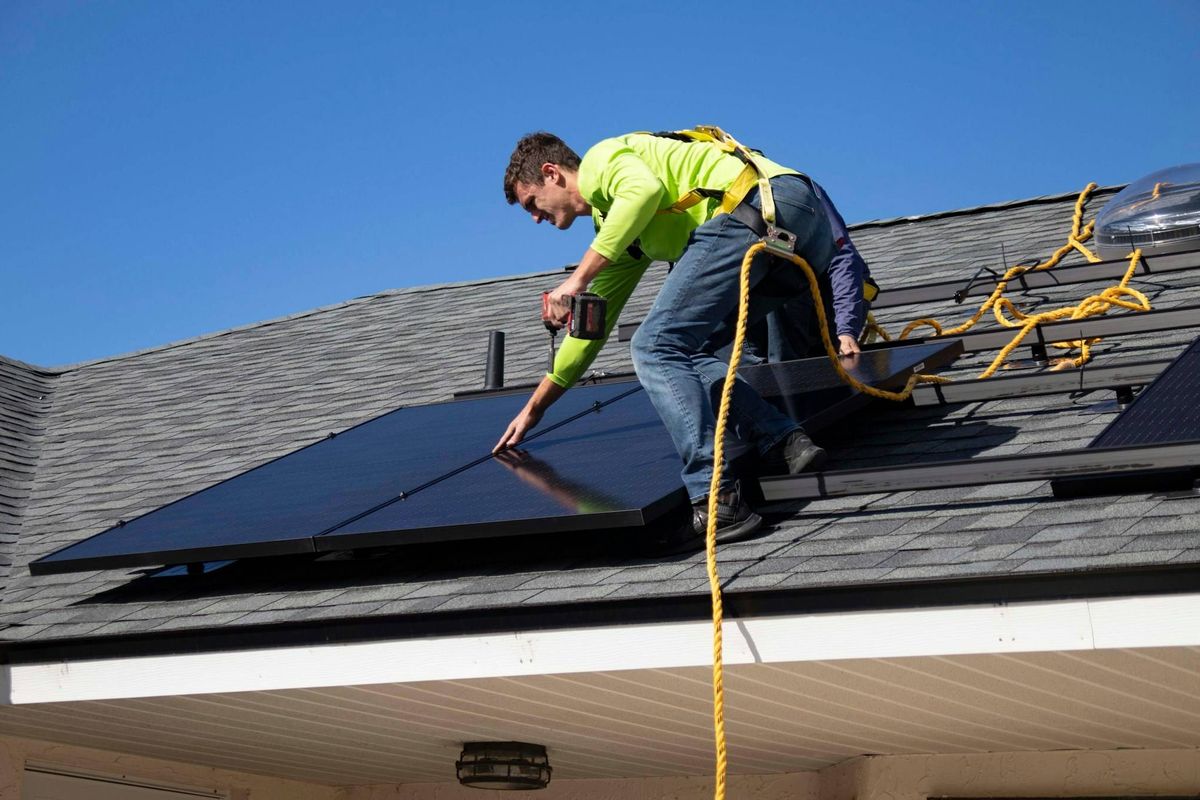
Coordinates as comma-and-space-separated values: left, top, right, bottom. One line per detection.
503, 132, 581, 204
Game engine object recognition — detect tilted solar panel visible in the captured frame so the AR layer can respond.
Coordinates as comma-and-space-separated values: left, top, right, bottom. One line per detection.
30, 382, 664, 573
31, 341, 961, 574
317, 387, 684, 549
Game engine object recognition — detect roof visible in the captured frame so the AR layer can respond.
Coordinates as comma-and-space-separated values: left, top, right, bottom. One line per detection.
0, 356, 56, 586
3, 184, 1199, 651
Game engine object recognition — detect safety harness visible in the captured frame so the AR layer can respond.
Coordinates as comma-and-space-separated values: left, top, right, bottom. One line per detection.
648, 125, 880, 311
648, 125, 808, 257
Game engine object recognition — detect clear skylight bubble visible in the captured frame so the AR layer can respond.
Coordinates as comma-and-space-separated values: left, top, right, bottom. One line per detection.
1095, 163, 1200, 259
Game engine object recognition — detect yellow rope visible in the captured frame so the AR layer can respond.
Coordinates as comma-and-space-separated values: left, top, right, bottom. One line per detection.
861, 313, 891, 343
865, 183, 1153, 377
704, 243, 953, 800
898, 183, 1103, 341
976, 249, 1148, 378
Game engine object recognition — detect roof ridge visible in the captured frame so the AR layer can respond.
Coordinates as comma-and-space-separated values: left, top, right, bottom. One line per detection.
0, 354, 62, 378
848, 184, 1124, 231
30, 266, 573, 373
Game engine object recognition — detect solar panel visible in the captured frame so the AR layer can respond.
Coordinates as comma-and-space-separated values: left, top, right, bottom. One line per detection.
30, 382, 661, 574
316, 387, 684, 549
30, 340, 961, 575
740, 341, 963, 431
1051, 334, 1200, 497
1087, 336, 1200, 447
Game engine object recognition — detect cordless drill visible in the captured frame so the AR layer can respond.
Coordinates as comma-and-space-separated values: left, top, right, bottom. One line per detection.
541, 291, 607, 369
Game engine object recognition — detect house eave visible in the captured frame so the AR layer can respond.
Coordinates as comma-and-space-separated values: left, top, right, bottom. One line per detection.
4, 571, 1200, 705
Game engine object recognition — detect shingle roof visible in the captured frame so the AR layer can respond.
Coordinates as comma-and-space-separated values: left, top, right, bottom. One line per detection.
3, 184, 1199, 647
0, 356, 57, 585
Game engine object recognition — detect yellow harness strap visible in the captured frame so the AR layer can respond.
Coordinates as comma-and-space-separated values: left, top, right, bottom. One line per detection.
643, 126, 779, 223
647, 126, 881, 323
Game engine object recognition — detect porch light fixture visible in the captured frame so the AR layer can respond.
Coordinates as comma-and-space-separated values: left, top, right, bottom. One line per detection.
456, 741, 552, 790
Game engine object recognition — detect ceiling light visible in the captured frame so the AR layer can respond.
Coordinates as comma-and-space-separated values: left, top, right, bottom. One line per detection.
456, 741, 552, 790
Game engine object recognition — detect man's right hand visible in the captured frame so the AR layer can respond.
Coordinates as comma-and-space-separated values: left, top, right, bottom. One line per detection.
494, 405, 544, 453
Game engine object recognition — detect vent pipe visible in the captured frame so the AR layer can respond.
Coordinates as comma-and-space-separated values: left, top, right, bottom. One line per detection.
484, 331, 505, 390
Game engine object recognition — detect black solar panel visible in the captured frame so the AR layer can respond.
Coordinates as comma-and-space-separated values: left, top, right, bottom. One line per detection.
740, 341, 962, 431
1052, 335, 1200, 497
30, 341, 960, 575
317, 388, 683, 549
31, 382, 660, 573
1089, 336, 1200, 447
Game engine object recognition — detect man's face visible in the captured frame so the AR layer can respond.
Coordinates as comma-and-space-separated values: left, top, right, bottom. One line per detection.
514, 165, 583, 230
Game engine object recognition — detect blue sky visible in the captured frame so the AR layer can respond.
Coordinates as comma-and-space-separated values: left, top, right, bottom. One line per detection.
2, 1, 1198, 366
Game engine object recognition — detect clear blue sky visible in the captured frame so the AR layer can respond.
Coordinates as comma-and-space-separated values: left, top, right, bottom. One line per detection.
3, 1, 1198, 367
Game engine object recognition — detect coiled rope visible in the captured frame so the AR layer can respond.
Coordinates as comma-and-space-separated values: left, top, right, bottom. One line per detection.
869, 184, 1150, 377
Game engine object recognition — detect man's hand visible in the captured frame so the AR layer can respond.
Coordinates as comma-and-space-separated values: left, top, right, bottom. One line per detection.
494, 405, 544, 453
837, 334, 861, 357
544, 277, 585, 329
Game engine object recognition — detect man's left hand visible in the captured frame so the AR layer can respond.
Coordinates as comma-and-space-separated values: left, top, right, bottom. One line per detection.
838, 334, 861, 357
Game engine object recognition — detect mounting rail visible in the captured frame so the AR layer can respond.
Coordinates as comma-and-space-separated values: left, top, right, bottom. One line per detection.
758, 440, 1200, 501
910, 359, 1172, 406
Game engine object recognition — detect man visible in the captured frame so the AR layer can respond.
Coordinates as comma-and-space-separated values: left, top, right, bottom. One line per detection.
493, 130, 861, 546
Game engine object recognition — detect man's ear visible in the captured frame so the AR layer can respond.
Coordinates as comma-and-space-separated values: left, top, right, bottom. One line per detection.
540, 162, 563, 185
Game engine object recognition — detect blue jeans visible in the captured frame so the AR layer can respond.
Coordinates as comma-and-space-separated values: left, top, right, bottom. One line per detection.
631, 175, 837, 502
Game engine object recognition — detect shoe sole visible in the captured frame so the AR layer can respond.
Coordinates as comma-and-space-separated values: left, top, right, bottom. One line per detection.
658, 511, 765, 556
715, 511, 764, 545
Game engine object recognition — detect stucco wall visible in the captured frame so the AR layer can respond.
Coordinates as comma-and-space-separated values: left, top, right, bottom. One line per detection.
0, 734, 338, 800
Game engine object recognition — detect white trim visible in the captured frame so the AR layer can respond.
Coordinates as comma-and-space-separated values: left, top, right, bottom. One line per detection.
6, 593, 1200, 705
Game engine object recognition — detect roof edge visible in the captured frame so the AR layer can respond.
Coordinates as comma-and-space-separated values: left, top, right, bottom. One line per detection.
0, 354, 64, 378
3, 563, 1198, 664
849, 184, 1124, 231
40, 265, 575, 373
6, 587, 1200, 704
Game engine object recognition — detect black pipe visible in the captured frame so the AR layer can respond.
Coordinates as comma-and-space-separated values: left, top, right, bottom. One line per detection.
484, 331, 505, 389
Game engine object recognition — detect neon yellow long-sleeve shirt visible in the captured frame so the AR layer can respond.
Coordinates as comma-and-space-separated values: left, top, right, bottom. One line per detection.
546, 133, 796, 389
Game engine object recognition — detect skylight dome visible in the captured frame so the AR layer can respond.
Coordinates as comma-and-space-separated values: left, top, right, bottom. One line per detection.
1094, 163, 1200, 259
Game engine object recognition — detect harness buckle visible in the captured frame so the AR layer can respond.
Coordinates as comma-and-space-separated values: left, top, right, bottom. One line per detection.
763, 225, 798, 257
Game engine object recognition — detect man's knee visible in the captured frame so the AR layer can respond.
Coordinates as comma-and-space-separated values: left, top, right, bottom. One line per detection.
630, 324, 655, 374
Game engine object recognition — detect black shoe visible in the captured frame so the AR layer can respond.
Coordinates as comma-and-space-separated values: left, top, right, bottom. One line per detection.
660, 483, 763, 554
764, 429, 827, 474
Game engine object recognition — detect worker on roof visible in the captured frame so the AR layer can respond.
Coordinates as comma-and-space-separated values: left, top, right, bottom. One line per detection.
493, 130, 861, 548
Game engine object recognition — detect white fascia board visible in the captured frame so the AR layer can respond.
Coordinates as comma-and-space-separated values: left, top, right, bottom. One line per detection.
6, 592, 1200, 705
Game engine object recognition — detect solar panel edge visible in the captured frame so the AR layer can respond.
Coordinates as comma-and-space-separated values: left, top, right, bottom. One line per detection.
311, 487, 690, 553
28, 536, 319, 576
